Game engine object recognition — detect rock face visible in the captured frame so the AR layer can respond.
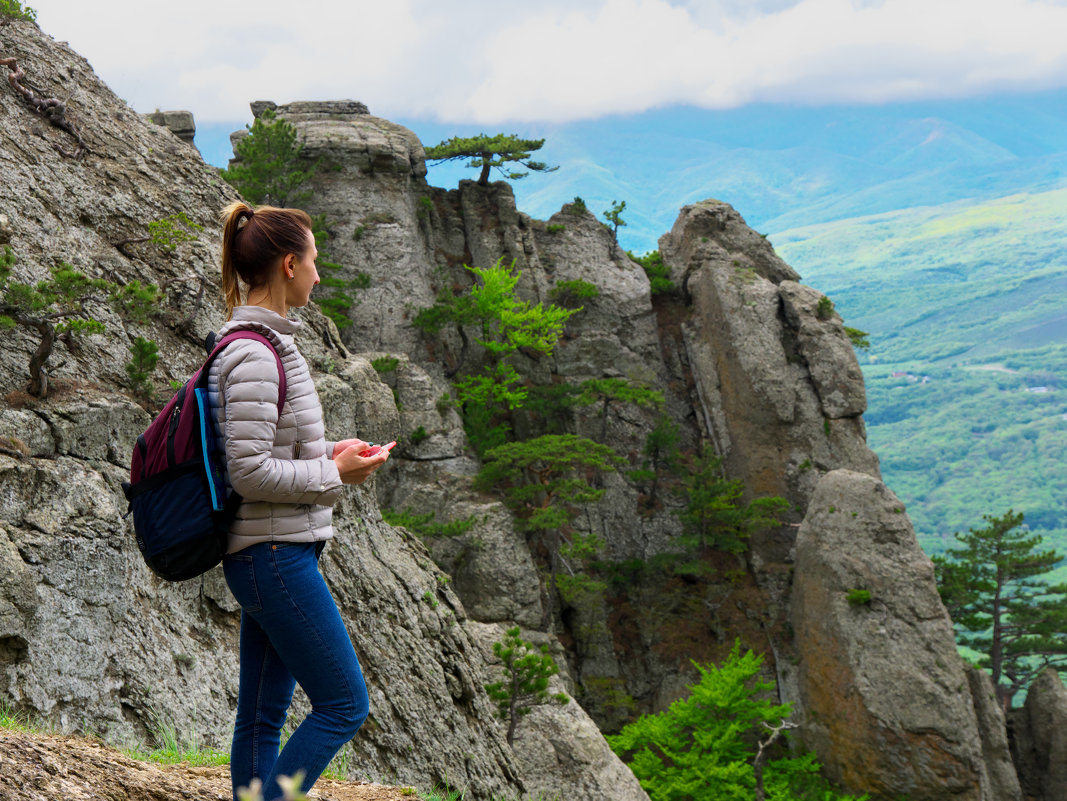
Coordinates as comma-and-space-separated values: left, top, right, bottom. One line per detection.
967, 667, 1022, 801
791, 470, 987, 801
0, 20, 644, 801
0, 16, 1021, 801
1009, 668, 1067, 801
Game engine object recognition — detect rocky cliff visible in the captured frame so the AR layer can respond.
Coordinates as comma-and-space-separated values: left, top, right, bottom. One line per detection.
0, 19, 644, 801
0, 15, 1028, 801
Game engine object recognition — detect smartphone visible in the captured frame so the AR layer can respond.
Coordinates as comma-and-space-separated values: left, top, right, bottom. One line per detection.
359, 440, 397, 457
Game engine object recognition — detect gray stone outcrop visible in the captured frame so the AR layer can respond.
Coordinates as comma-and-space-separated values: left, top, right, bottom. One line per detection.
791, 469, 987, 800
1009, 668, 1067, 801
146, 110, 196, 146
966, 667, 1022, 801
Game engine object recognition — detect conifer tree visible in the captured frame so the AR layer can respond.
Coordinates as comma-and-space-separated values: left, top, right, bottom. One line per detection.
221, 108, 312, 208
933, 509, 1067, 708
424, 133, 558, 186
0, 246, 160, 397
603, 199, 627, 257
475, 434, 624, 625
484, 626, 569, 746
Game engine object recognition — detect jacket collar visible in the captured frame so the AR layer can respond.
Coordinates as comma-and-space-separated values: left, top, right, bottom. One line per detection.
229, 305, 301, 336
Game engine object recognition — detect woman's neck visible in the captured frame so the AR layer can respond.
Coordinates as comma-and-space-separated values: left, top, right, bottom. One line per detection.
244, 287, 288, 318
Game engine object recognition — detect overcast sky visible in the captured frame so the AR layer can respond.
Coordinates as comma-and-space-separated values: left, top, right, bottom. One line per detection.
32, 0, 1067, 124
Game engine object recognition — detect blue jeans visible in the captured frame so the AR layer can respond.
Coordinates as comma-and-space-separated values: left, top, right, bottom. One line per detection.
223, 541, 369, 801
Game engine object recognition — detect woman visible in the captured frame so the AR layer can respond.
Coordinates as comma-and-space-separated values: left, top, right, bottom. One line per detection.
208, 201, 387, 801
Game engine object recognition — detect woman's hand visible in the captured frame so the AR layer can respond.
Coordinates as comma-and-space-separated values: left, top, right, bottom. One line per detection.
332, 438, 369, 459
334, 442, 390, 485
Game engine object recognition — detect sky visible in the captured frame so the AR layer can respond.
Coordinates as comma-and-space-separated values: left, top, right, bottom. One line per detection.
30, 0, 1067, 126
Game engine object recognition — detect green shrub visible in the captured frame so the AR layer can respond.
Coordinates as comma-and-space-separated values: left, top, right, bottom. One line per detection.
629, 250, 675, 295
148, 212, 202, 253
0, 0, 36, 23
816, 295, 835, 320
546, 223, 566, 233
381, 507, 477, 539
371, 355, 400, 374
847, 589, 872, 606
126, 336, 159, 402
409, 425, 428, 445
609, 643, 867, 801
549, 279, 599, 307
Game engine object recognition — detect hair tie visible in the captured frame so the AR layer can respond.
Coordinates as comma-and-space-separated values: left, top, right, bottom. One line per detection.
236, 208, 254, 230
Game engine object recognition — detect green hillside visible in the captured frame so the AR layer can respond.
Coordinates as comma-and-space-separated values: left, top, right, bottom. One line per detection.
771, 187, 1067, 577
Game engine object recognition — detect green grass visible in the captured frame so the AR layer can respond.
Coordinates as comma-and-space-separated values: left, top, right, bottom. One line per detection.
0, 698, 55, 734
120, 710, 229, 767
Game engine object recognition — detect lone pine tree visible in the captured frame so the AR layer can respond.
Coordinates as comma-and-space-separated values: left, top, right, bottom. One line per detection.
933, 509, 1067, 708
424, 133, 558, 186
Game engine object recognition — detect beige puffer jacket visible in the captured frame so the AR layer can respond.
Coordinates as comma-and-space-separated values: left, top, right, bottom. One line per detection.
207, 305, 343, 554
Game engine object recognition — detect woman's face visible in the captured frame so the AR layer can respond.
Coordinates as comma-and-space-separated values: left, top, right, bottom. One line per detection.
285, 229, 320, 308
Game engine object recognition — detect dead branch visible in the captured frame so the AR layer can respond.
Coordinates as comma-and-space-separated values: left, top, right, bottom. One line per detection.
113, 236, 150, 258
1, 55, 87, 158
753, 719, 798, 801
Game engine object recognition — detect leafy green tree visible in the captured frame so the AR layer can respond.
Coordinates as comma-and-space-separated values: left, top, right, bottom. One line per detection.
0, 0, 36, 24
628, 250, 675, 295
608, 642, 866, 801
628, 414, 682, 511
933, 509, 1067, 708
414, 258, 576, 453
0, 246, 160, 397
221, 108, 312, 207
424, 133, 558, 186
574, 377, 663, 442
484, 626, 569, 745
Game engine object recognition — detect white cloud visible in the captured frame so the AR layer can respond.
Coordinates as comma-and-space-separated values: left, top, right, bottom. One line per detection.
31, 0, 1067, 124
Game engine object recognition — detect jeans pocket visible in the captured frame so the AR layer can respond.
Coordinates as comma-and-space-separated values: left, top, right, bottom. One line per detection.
223, 555, 263, 614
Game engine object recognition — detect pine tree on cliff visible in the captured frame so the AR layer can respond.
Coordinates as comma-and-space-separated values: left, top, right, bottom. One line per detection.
423, 133, 558, 185
933, 509, 1067, 708
221, 108, 312, 208
0, 246, 160, 398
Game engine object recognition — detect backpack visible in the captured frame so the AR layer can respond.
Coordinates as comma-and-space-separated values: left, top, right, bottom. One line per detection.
122, 331, 287, 581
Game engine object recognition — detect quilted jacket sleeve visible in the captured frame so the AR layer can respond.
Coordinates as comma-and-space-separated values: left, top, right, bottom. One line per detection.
218, 341, 343, 506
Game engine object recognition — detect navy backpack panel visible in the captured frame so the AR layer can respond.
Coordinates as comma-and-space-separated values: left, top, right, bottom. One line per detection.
123, 331, 287, 581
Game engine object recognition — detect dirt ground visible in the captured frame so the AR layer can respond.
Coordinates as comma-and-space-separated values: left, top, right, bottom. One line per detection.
0, 729, 421, 801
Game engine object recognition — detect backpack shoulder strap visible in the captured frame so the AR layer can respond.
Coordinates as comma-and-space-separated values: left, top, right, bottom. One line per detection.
204, 331, 288, 418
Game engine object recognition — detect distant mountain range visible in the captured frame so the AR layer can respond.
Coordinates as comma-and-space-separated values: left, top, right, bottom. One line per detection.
196, 88, 1067, 252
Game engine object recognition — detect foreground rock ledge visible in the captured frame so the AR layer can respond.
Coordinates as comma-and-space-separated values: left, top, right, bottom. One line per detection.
0, 729, 418, 801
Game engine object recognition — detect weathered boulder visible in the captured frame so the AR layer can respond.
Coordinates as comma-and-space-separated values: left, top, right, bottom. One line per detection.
1009, 668, 1067, 801
791, 469, 986, 800
146, 110, 196, 146
966, 667, 1022, 801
